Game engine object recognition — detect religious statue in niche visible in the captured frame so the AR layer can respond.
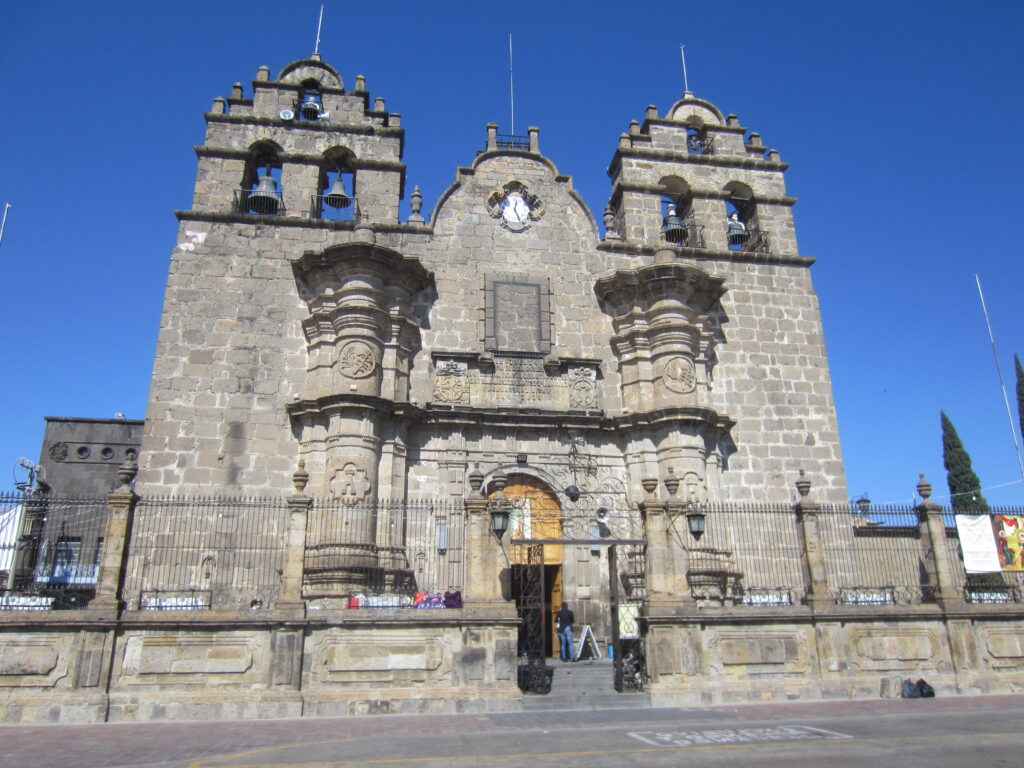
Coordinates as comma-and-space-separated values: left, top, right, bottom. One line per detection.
433, 360, 470, 404
338, 340, 377, 379
663, 356, 697, 394
330, 462, 372, 504
568, 367, 598, 409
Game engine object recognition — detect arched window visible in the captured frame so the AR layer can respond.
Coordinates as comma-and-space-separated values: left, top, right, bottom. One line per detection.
237, 142, 284, 216
684, 118, 714, 155
313, 147, 357, 221
722, 182, 768, 253
659, 176, 703, 247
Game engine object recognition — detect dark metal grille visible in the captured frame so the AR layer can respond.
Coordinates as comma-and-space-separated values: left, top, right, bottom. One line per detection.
494, 134, 530, 151
123, 496, 289, 611
0, 492, 108, 610
304, 499, 465, 603
232, 189, 286, 216
513, 543, 548, 693
686, 134, 715, 155
726, 227, 770, 253
610, 544, 646, 691
310, 195, 359, 222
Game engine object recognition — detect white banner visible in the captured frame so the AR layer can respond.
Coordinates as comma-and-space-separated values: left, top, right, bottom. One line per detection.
956, 514, 1001, 573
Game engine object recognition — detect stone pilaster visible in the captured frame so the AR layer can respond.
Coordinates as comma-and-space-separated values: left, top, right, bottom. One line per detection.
462, 468, 511, 613
276, 461, 311, 618
91, 460, 139, 613
915, 473, 964, 609
794, 470, 832, 608
641, 476, 690, 615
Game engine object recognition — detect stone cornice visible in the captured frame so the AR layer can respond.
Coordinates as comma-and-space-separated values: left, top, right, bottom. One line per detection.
203, 111, 402, 141
174, 209, 434, 237
608, 145, 788, 178
596, 239, 815, 268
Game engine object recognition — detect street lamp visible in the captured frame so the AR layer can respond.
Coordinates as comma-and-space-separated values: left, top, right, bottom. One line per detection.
686, 507, 706, 540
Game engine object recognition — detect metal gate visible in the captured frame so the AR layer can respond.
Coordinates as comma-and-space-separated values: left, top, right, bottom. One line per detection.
514, 543, 549, 693
610, 544, 646, 692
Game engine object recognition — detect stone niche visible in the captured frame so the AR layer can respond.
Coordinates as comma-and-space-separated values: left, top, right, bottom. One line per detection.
595, 260, 726, 414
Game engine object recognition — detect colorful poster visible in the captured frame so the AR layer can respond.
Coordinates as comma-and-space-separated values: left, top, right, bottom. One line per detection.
992, 515, 1024, 572
955, 514, 1001, 573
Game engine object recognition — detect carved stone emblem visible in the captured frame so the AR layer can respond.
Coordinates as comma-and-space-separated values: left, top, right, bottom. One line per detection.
433, 360, 469, 404
664, 356, 697, 394
49, 442, 69, 462
330, 462, 372, 504
338, 340, 377, 379
568, 367, 597, 409
485, 181, 545, 232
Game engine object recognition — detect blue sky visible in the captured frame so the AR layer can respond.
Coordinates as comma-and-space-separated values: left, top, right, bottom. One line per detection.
1, 1, 1022, 506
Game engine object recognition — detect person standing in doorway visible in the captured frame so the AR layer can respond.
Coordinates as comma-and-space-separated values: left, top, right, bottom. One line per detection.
555, 602, 575, 662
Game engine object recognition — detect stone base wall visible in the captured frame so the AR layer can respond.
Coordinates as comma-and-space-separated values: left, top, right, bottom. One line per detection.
2, 607, 1023, 723
0, 611, 521, 724
645, 608, 1024, 706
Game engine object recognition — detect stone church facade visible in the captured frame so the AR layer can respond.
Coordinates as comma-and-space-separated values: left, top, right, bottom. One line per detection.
3, 52, 1024, 723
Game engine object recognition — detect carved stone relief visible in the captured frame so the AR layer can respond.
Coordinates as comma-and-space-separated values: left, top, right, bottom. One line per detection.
664, 356, 697, 394
330, 462, 372, 504
338, 340, 377, 379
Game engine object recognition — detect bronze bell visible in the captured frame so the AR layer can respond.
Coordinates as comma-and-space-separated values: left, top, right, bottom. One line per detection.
661, 204, 686, 244
323, 175, 351, 209
300, 95, 321, 120
247, 173, 281, 215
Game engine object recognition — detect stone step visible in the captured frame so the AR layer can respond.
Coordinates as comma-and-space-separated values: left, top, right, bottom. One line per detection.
521, 659, 650, 711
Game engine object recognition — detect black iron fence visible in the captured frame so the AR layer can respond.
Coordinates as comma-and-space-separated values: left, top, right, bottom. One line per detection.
0, 492, 108, 609
4, 489, 1024, 612
305, 499, 465, 605
122, 495, 290, 611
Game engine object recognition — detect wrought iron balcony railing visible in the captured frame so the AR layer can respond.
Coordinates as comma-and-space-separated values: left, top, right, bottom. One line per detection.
310, 194, 360, 222
233, 188, 286, 216
727, 227, 770, 254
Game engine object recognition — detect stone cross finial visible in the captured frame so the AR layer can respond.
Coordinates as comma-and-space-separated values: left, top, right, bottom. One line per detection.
292, 459, 309, 494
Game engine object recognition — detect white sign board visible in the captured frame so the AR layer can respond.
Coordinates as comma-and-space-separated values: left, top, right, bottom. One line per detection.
956, 514, 1001, 573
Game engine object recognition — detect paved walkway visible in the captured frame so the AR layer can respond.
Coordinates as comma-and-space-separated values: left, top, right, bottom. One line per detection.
1, 694, 1021, 768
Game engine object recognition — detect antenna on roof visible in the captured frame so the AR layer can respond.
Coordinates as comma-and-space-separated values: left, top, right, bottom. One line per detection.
680, 44, 691, 95
976, 274, 1024, 484
509, 34, 516, 135
313, 4, 324, 58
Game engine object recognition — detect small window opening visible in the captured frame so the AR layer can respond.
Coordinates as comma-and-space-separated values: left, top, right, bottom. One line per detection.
50, 537, 82, 584
297, 79, 326, 121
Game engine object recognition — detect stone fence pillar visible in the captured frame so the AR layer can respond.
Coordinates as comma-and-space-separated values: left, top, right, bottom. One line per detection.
91, 460, 139, 612
915, 473, 964, 608
794, 470, 831, 608
277, 460, 311, 617
642, 475, 693, 614
463, 468, 508, 608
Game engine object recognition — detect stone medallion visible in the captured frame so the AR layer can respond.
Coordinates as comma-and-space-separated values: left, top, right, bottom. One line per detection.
338, 340, 377, 379
664, 356, 697, 394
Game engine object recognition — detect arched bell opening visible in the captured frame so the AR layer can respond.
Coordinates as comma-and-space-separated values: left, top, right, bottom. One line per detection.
296, 77, 326, 122
314, 147, 357, 221
659, 176, 702, 247
238, 141, 284, 216
683, 117, 713, 155
723, 181, 764, 252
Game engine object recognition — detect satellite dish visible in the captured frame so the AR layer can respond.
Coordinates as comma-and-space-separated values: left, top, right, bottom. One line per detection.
279, 109, 294, 120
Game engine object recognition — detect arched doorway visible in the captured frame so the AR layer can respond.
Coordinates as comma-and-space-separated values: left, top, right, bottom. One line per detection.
496, 477, 563, 660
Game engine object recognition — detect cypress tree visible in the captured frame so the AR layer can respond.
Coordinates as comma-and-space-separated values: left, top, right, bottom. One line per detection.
941, 411, 989, 511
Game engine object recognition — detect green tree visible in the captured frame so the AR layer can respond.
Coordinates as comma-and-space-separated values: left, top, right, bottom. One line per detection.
941, 411, 989, 511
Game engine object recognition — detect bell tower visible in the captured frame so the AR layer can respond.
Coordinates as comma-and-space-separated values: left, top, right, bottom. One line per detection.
138, 53, 430, 501
601, 92, 845, 502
